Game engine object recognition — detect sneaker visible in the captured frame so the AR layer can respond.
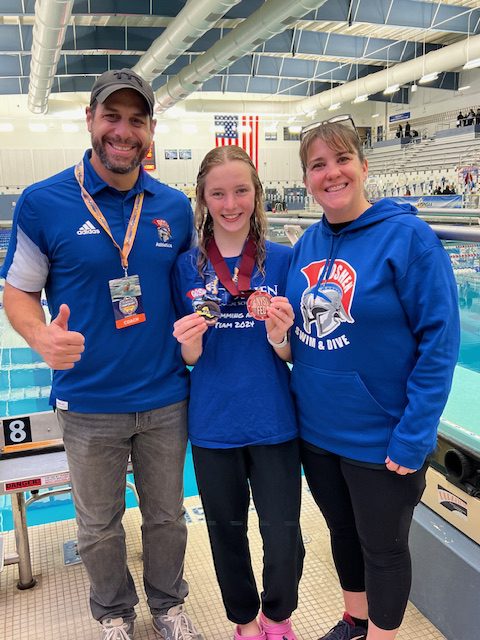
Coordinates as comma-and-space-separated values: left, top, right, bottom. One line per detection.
152, 604, 204, 640
318, 618, 366, 640
100, 617, 135, 640
259, 612, 297, 640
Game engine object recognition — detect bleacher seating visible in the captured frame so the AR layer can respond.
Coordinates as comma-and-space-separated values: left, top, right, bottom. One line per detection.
368, 132, 480, 174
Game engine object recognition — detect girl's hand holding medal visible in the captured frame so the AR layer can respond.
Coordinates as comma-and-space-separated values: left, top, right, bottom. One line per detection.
265, 296, 294, 347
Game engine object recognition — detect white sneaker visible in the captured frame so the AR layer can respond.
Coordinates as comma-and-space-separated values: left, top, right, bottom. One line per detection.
152, 604, 203, 640
101, 617, 135, 640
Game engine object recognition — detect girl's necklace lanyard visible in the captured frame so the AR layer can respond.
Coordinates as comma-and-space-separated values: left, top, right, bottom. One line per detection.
74, 161, 144, 277
206, 236, 257, 297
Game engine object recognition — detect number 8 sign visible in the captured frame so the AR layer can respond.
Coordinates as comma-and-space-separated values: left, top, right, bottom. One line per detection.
2, 416, 32, 447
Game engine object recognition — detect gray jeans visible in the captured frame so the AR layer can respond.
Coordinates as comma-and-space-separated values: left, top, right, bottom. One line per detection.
57, 400, 189, 621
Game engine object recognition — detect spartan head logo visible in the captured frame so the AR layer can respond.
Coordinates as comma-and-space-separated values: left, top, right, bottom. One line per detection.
152, 218, 172, 242
300, 260, 356, 338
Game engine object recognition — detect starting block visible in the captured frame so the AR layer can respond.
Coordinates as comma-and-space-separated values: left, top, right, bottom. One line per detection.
1, 411, 63, 458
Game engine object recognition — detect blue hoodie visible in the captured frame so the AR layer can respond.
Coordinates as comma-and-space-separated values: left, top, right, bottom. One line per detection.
286, 198, 460, 469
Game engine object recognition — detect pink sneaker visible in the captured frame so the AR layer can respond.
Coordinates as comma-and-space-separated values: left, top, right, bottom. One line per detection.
259, 613, 298, 640
234, 626, 267, 640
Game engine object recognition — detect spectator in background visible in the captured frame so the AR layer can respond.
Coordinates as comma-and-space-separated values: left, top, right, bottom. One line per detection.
365, 129, 372, 148
457, 111, 464, 127
395, 124, 403, 138
405, 122, 411, 137
475, 107, 480, 126
467, 109, 475, 126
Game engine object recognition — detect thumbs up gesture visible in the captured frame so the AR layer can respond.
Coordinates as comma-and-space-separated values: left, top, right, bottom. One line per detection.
51, 303, 70, 331
36, 304, 85, 370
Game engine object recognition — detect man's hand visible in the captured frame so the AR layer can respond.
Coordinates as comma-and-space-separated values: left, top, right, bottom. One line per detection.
34, 304, 85, 370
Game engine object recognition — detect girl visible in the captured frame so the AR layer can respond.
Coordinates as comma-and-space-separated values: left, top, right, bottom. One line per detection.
173, 146, 304, 640
285, 116, 460, 640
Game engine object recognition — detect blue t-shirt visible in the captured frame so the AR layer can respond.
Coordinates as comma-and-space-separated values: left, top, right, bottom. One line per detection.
1, 151, 193, 413
173, 241, 297, 448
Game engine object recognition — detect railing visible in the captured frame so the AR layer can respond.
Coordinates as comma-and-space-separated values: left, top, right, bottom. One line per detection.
268, 208, 480, 239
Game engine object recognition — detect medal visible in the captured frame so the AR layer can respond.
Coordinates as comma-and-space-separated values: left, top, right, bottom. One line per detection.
188, 288, 222, 325
247, 290, 272, 321
193, 297, 221, 325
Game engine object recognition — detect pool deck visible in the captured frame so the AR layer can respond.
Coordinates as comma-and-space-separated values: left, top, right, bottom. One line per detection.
0, 481, 445, 640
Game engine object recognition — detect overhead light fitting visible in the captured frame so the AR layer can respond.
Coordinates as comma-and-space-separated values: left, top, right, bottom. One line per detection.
371, 113, 380, 118
458, 85, 471, 91
265, 123, 278, 133
463, 58, 480, 70
353, 95, 368, 103
0, 122, 14, 132
419, 72, 439, 84
29, 122, 48, 132
383, 84, 399, 95
288, 125, 302, 134
62, 123, 79, 133
156, 124, 170, 134
328, 103, 342, 111
411, 83, 418, 93
182, 124, 198, 134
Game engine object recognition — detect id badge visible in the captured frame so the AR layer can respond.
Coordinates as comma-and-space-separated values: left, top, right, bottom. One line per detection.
108, 274, 146, 329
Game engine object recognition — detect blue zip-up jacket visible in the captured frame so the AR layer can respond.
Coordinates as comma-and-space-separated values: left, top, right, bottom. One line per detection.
286, 198, 460, 469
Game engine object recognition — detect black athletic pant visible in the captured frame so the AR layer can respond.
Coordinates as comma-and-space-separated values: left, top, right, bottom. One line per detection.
301, 442, 428, 630
192, 440, 305, 624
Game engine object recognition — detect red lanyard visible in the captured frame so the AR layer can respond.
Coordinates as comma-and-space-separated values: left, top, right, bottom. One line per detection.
206, 236, 257, 296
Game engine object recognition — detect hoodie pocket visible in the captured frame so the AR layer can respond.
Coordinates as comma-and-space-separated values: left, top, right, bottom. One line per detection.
291, 360, 398, 448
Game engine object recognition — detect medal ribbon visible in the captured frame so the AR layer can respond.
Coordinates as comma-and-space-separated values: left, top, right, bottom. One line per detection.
206, 236, 257, 296
74, 161, 144, 275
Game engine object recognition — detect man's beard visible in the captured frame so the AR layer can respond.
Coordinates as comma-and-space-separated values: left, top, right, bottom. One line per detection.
92, 136, 149, 174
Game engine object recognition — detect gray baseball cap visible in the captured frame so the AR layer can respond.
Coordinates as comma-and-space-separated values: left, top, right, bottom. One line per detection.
90, 68, 155, 116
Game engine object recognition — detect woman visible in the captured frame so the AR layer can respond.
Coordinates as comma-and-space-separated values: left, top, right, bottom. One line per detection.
172, 145, 304, 640
285, 117, 460, 640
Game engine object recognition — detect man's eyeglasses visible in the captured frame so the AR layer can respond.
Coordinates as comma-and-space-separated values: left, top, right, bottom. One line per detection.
300, 114, 359, 141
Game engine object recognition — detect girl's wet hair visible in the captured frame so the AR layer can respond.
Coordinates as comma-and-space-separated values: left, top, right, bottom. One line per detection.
195, 146, 267, 275
299, 122, 365, 177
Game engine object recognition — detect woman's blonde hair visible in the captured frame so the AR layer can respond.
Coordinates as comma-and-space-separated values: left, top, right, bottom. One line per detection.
195, 145, 267, 275
299, 122, 365, 177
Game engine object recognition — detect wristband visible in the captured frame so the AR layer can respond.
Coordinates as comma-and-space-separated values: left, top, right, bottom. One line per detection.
267, 333, 288, 348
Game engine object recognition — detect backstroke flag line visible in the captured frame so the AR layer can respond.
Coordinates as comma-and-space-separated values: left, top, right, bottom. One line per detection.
214, 114, 259, 169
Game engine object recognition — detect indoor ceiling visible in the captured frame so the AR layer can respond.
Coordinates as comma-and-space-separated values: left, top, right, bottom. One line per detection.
0, 0, 479, 115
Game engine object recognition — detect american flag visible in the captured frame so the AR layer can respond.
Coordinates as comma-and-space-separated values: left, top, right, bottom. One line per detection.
215, 114, 259, 169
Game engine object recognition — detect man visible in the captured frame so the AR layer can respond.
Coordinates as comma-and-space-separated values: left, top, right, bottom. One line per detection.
1, 68, 202, 640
